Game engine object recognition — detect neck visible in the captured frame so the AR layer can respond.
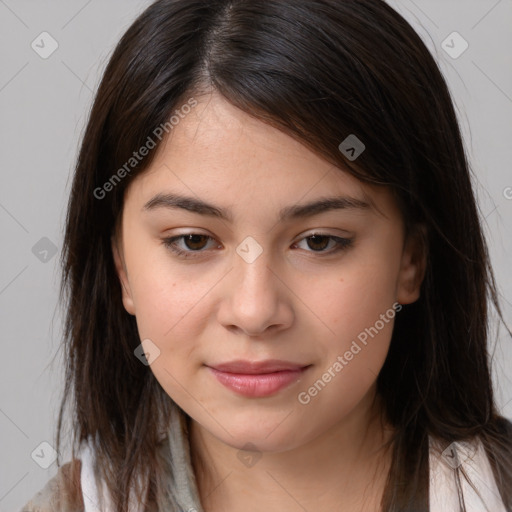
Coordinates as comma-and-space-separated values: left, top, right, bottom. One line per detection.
189, 387, 394, 512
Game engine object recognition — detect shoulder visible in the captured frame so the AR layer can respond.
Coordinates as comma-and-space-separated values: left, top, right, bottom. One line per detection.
18, 459, 84, 512
429, 434, 507, 511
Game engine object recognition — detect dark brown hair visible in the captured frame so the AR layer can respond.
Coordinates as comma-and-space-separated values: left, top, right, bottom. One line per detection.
56, 0, 512, 510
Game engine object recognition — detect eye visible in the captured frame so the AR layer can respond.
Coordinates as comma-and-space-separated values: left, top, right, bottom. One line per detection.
292, 234, 353, 254
162, 234, 219, 258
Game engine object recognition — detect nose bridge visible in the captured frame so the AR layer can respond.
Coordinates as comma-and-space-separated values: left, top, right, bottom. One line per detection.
219, 235, 291, 335
234, 235, 278, 299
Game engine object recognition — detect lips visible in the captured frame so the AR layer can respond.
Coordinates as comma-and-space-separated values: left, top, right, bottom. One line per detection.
206, 359, 311, 398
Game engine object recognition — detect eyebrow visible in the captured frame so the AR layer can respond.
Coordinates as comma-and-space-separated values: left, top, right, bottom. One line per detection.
142, 193, 372, 222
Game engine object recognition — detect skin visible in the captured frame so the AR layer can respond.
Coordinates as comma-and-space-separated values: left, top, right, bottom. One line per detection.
112, 91, 426, 511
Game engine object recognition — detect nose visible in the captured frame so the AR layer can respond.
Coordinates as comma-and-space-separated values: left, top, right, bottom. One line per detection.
216, 244, 294, 337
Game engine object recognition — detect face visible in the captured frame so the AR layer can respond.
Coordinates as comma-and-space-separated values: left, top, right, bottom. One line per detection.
112, 91, 425, 453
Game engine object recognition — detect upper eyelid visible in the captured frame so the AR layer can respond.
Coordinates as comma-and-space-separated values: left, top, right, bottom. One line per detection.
166, 230, 350, 243
165, 226, 353, 239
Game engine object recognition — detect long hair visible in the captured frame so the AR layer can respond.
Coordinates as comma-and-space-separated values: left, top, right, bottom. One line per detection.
56, 0, 512, 510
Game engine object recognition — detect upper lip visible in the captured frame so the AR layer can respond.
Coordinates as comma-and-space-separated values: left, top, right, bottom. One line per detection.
208, 359, 310, 374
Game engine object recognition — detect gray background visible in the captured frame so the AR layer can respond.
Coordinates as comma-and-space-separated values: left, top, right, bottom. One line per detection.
0, 1, 511, 510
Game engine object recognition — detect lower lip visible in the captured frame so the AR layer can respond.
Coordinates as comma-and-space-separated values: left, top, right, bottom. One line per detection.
207, 367, 309, 398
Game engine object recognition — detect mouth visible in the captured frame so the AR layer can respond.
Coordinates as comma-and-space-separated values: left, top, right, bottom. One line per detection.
206, 359, 312, 398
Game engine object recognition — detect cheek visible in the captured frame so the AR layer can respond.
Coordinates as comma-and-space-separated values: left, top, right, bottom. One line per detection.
129, 262, 213, 402
295, 252, 400, 395
131, 265, 211, 342
123, 241, 190, 332
294, 265, 398, 423
306, 256, 399, 337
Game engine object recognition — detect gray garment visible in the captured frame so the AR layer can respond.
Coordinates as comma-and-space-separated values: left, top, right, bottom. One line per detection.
157, 403, 204, 512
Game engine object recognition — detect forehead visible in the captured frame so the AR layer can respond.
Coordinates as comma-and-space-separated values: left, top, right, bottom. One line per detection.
123, 92, 400, 224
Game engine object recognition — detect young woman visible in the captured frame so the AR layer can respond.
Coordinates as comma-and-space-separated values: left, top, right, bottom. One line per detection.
20, 0, 512, 511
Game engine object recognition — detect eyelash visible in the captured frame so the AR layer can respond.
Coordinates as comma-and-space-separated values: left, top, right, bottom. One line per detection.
161, 233, 353, 259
